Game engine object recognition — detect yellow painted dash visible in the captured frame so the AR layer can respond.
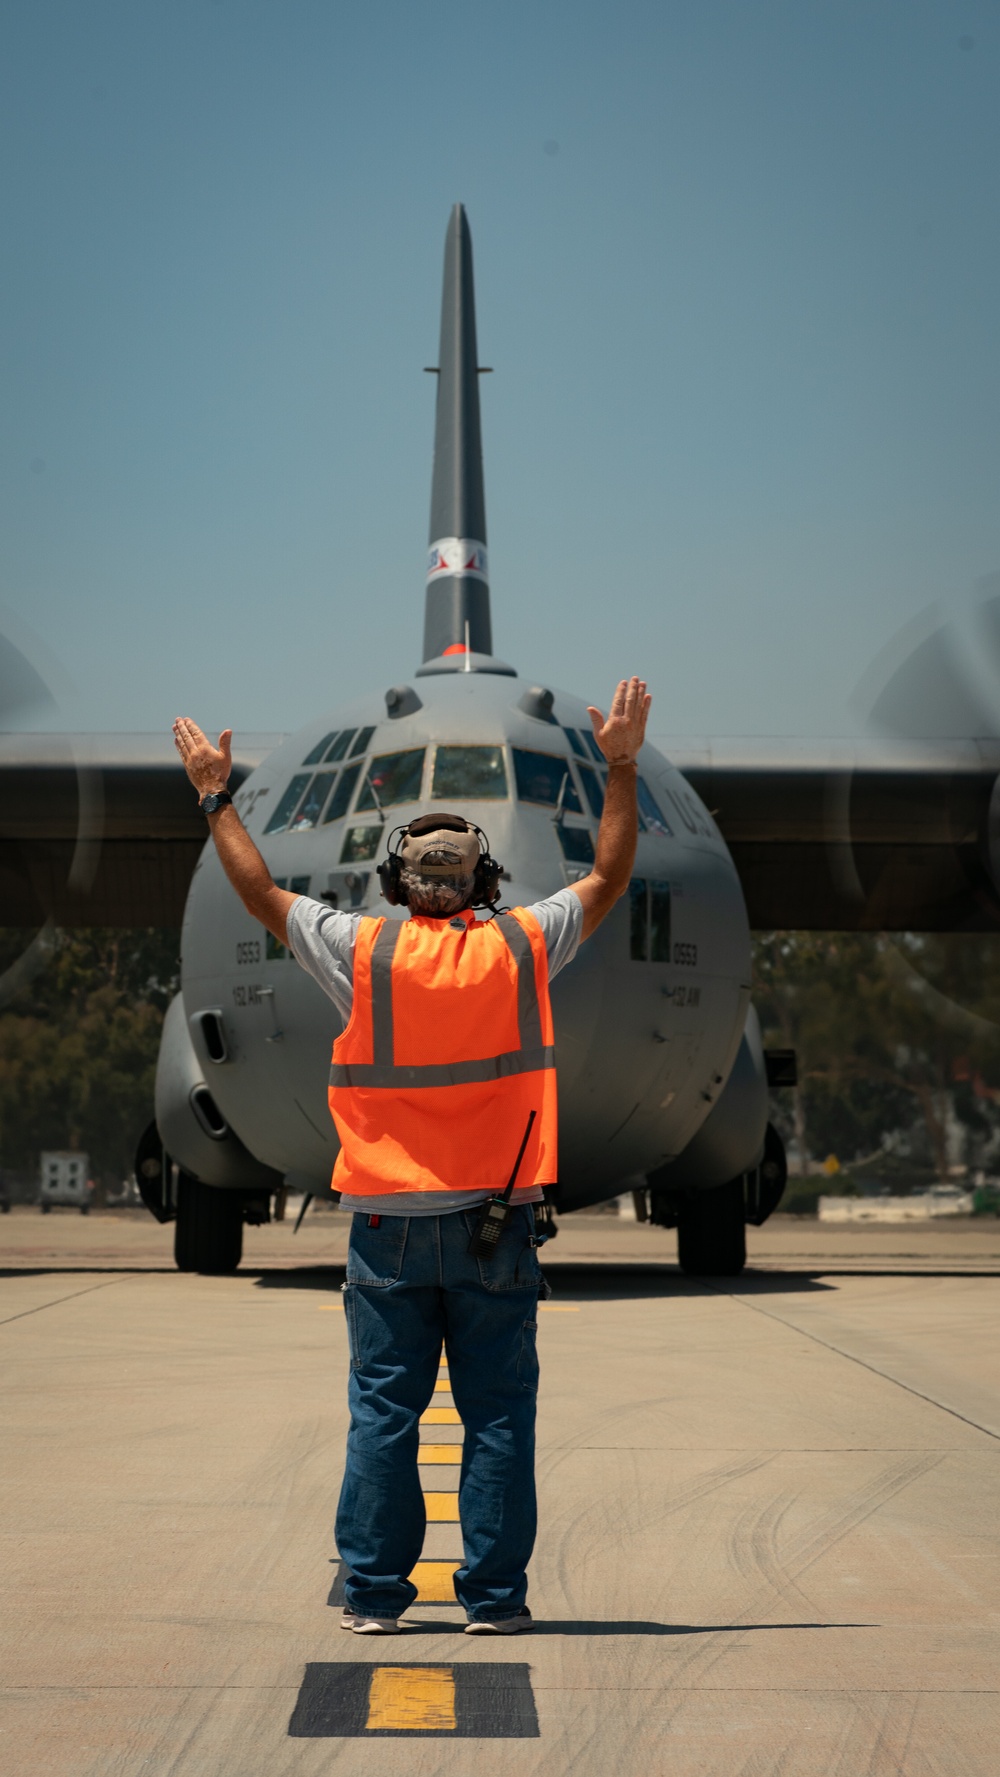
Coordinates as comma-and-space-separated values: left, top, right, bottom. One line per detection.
419, 1445, 463, 1464
420, 1406, 461, 1424
423, 1492, 460, 1521
366, 1666, 456, 1733
411, 1561, 460, 1603
432, 1378, 452, 1393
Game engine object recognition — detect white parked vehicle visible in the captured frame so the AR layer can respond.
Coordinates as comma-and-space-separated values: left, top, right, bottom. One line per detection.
39, 1152, 91, 1215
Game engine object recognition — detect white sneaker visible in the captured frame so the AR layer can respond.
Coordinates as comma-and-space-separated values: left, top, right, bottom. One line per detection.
340, 1609, 403, 1634
465, 1607, 533, 1635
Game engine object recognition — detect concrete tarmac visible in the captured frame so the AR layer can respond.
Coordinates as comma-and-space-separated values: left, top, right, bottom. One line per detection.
3, 1208, 999, 1774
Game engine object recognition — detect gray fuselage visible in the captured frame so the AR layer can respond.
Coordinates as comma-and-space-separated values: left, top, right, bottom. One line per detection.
177, 668, 753, 1211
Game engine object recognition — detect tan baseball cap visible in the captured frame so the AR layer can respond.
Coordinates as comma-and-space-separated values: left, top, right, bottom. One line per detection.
398, 813, 480, 877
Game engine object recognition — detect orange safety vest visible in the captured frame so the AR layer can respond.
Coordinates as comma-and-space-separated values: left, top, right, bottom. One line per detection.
328, 905, 558, 1197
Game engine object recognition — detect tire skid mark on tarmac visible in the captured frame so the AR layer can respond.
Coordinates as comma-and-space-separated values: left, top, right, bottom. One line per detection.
545, 1451, 777, 1617
774, 1452, 943, 1587
827, 1690, 924, 1777
726, 1486, 816, 1620
655, 1451, 943, 1718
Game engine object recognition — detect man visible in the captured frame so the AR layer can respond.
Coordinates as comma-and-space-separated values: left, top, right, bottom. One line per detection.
173, 674, 650, 1634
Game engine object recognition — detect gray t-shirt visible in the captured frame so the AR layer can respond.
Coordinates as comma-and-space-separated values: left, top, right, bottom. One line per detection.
285, 889, 584, 1217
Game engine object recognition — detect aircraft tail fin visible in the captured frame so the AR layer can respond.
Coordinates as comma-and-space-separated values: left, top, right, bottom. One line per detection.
422, 204, 493, 663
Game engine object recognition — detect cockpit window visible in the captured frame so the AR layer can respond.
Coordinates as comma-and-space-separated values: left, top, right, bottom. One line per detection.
649, 880, 672, 960
629, 878, 672, 961
341, 825, 383, 863
302, 731, 337, 766
325, 729, 356, 762
561, 726, 588, 759
356, 748, 426, 811
557, 826, 595, 864
580, 728, 604, 763
349, 725, 376, 758
263, 774, 312, 835
577, 762, 605, 818
637, 779, 672, 836
323, 761, 361, 822
431, 745, 508, 800
290, 772, 335, 830
512, 749, 583, 812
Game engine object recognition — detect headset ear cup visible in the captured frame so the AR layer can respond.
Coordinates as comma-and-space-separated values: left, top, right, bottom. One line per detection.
475, 856, 502, 906
377, 856, 405, 906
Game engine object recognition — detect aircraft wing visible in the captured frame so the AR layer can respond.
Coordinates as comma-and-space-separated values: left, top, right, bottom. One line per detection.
668, 737, 1000, 932
0, 734, 281, 926
3, 731, 1000, 932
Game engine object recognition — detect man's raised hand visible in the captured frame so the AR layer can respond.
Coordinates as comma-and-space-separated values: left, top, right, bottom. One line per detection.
586, 677, 651, 767
173, 718, 233, 798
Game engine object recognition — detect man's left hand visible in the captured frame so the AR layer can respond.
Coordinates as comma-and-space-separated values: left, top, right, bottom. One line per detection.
173, 718, 233, 798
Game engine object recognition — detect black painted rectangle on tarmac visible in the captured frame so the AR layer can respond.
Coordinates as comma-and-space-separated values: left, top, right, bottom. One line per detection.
288, 1662, 539, 1738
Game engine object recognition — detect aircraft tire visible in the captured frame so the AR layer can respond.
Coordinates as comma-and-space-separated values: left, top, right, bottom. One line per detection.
677, 1177, 746, 1277
174, 1172, 244, 1274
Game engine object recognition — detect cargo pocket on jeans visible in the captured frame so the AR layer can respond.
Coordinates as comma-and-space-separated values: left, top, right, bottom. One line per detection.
517, 1317, 539, 1393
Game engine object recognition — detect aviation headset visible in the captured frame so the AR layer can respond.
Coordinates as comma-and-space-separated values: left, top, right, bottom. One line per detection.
376, 813, 503, 909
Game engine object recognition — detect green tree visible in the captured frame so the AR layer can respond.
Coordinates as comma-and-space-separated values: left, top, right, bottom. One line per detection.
753, 932, 1000, 1183
0, 929, 179, 1185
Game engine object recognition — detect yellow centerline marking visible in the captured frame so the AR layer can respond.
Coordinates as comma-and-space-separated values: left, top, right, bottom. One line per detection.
432, 1378, 452, 1393
411, 1561, 460, 1602
421, 1406, 461, 1424
419, 1445, 463, 1463
366, 1666, 456, 1732
423, 1492, 460, 1521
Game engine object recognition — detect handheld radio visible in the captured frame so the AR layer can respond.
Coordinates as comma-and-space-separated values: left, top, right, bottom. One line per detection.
467, 1111, 537, 1260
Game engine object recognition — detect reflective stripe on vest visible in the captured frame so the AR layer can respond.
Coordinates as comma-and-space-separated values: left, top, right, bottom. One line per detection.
328, 914, 555, 1090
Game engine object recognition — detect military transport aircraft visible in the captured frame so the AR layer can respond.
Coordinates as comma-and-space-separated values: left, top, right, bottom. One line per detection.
3, 205, 1000, 1277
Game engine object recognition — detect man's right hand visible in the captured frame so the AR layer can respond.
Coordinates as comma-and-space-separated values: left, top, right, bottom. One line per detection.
173, 718, 233, 799
586, 677, 651, 766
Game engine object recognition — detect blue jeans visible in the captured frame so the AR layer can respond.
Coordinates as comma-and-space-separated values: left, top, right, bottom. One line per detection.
336, 1205, 548, 1622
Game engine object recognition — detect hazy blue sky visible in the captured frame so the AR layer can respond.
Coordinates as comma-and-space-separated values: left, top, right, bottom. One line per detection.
1, 1, 997, 741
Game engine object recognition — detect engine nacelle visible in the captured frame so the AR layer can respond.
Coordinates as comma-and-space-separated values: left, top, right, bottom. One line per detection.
154, 993, 282, 1193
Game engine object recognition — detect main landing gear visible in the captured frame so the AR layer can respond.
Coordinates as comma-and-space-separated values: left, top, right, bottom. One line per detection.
647, 1123, 787, 1278
174, 1174, 244, 1275
134, 1121, 271, 1276
675, 1177, 746, 1277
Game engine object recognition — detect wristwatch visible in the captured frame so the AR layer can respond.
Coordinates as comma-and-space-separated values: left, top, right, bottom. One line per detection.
199, 790, 233, 814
